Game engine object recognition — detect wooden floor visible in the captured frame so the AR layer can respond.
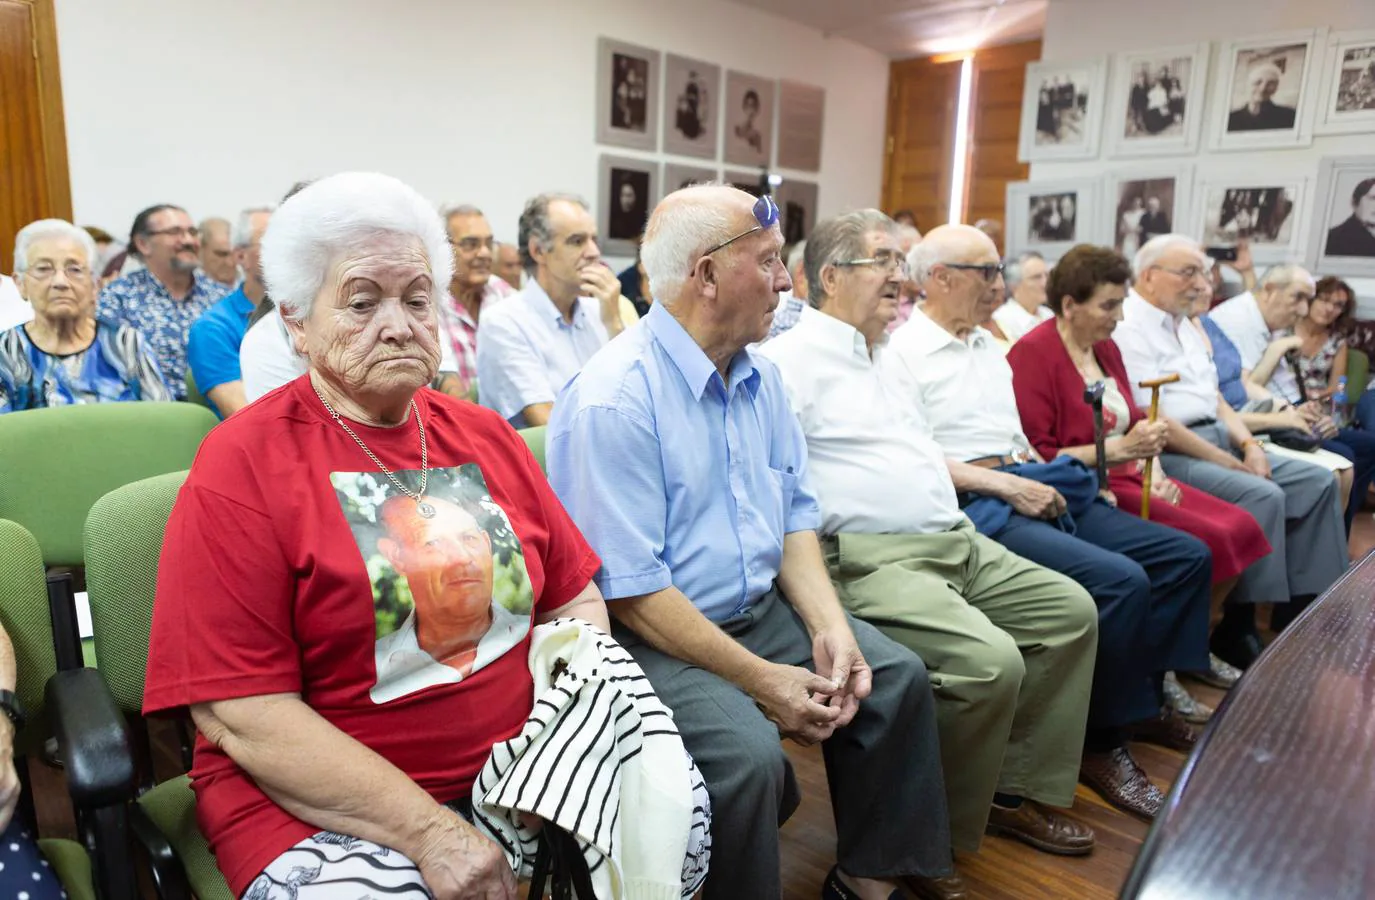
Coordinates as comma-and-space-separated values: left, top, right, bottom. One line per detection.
26, 517, 1375, 900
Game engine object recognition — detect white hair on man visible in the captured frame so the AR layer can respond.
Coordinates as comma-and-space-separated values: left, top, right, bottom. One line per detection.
231, 207, 275, 250
1003, 251, 1044, 292
905, 223, 992, 285
640, 183, 739, 306
1259, 262, 1314, 291
261, 172, 453, 322
786, 239, 807, 280
1132, 233, 1206, 279
13, 218, 97, 276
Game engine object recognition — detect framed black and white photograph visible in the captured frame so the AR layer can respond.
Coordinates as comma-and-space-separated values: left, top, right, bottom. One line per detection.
1193, 173, 1309, 264
724, 170, 764, 197
1006, 179, 1103, 259
776, 81, 825, 172
1017, 59, 1106, 162
1314, 30, 1375, 136
595, 37, 660, 152
773, 179, 819, 246
723, 71, 775, 168
1308, 156, 1375, 277
1105, 44, 1210, 158
663, 163, 718, 194
1103, 166, 1192, 258
1208, 30, 1325, 152
663, 54, 720, 159
597, 155, 659, 257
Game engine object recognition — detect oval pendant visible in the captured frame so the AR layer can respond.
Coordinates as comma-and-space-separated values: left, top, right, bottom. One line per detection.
417, 500, 436, 519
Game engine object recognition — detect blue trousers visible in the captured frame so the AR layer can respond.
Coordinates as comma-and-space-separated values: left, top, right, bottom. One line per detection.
992, 500, 1212, 729
1324, 426, 1375, 531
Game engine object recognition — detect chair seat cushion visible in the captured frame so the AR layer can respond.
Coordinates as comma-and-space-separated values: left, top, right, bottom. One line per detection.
138, 775, 233, 900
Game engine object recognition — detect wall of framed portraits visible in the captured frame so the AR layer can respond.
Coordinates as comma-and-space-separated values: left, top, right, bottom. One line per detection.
48, 0, 889, 265
1012, 0, 1375, 303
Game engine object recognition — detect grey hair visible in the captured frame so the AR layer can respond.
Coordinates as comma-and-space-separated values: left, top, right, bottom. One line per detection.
640, 183, 738, 306
1133, 233, 1205, 279
260, 172, 453, 322
13, 218, 97, 275
896, 224, 922, 249
1259, 262, 1314, 292
440, 203, 485, 222
804, 210, 899, 308
786, 240, 807, 279
231, 207, 274, 250
199, 217, 231, 243
1003, 251, 1045, 291
517, 193, 589, 275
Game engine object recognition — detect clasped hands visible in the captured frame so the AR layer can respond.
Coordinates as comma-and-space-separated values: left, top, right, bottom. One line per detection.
752, 628, 872, 745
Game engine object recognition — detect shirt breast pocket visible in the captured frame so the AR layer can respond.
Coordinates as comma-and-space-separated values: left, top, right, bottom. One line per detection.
763, 465, 800, 534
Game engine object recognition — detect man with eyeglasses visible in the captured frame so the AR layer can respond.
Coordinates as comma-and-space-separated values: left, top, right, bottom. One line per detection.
1114, 234, 1347, 668
759, 212, 1099, 873
476, 193, 634, 427
438, 204, 515, 397
549, 187, 958, 900
99, 204, 232, 399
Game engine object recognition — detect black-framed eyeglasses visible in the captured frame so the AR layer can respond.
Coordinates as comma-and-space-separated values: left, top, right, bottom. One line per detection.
835, 251, 909, 277
703, 195, 780, 256
145, 226, 199, 240
943, 262, 1004, 282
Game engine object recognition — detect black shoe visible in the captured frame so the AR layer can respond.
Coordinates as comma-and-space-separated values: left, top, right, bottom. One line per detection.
1210, 625, 1263, 670
821, 865, 905, 900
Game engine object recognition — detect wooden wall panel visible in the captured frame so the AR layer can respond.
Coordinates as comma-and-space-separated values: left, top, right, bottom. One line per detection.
0, 0, 71, 274
967, 40, 1042, 250
882, 56, 962, 232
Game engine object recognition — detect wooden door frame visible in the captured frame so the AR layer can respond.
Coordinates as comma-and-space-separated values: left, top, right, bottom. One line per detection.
11, 0, 73, 221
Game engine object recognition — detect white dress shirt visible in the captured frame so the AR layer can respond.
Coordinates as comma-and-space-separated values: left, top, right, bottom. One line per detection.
476, 280, 611, 427
370, 600, 529, 704
240, 306, 462, 403
991, 300, 1053, 344
1207, 291, 1303, 404
1113, 290, 1222, 424
758, 307, 964, 535
881, 308, 1034, 462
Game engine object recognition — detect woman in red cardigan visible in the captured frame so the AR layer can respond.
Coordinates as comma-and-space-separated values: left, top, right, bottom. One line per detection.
1007, 245, 1270, 589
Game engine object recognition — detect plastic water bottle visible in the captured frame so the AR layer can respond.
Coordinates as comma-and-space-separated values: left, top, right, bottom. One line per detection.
1333, 376, 1348, 420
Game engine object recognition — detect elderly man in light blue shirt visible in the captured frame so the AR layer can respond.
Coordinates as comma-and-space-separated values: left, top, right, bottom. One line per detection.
476, 193, 628, 427
549, 185, 956, 900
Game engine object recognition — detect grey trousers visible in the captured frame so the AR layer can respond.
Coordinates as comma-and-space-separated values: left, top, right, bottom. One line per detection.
613, 588, 951, 899
1162, 421, 1348, 603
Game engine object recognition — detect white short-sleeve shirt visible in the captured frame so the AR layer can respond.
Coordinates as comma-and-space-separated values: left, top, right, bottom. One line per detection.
991, 301, 1053, 344
1113, 290, 1222, 424
1207, 291, 1303, 404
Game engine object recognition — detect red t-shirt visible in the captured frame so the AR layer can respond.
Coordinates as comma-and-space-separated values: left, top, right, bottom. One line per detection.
143, 377, 601, 896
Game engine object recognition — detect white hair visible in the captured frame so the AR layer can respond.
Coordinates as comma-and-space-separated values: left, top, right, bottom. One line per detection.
1248, 62, 1283, 83
786, 239, 807, 278
640, 184, 738, 306
231, 207, 274, 250
261, 172, 453, 322
1133, 233, 1205, 279
1260, 262, 1314, 292
905, 223, 995, 285
13, 219, 97, 275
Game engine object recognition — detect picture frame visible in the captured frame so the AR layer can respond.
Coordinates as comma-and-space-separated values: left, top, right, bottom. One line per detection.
597, 154, 659, 257
722, 71, 776, 168
776, 81, 826, 172
773, 179, 819, 246
1104, 43, 1210, 158
662, 163, 718, 194
1005, 178, 1103, 260
1017, 58, 1107, 163
1101, 165, 1194, 258
595, 37, 661, 152
662, 54, 721, 160
1308, 156, 1375, 278
1191, 171, 1310, 265
1207, 29, 1326, 152
1314, 29, 1375, 136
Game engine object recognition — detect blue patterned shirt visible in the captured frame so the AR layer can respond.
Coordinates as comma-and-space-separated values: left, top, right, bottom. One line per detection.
0, 320, 172, 412
98, 269, 231, 400
548, 302, 820, 622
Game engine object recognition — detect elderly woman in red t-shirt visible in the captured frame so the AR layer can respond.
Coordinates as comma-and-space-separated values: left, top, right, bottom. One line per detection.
143, 174, 614, 900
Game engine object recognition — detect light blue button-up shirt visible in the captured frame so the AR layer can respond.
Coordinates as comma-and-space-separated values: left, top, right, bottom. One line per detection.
475, 279, 610, 427
548, 302, 820, 623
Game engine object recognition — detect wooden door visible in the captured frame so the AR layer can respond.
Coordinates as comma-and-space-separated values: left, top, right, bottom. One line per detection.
967, 40, 1042, 251
0, 0, 71, 274
881, 55, 963, 232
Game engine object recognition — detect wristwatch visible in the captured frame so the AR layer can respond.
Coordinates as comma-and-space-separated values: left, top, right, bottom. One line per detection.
0, 690, 25, 732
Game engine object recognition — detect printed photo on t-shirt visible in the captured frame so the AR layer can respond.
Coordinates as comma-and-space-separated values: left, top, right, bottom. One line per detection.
329, 464, 534, 704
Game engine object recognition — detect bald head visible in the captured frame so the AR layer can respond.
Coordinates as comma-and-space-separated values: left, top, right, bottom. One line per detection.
907, 224, 998, 284
907, 224, 1002, 337
640, 184, 760, 306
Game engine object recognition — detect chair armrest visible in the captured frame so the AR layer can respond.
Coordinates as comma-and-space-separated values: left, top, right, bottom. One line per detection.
45, 668, 136, 807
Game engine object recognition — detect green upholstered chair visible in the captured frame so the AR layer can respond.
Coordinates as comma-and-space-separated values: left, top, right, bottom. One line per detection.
0, 519, 135, 900
184, 371, 214, 412
518, 425, 547, 474
1346, 349, 1369, 404
83, 471, 233, 900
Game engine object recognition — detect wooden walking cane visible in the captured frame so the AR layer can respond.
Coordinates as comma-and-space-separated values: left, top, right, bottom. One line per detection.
1138, 374, 1181, 519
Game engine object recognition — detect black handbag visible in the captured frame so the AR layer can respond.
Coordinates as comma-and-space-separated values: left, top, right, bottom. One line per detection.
1267, 427, 1321, 452
527, 825, 597, 900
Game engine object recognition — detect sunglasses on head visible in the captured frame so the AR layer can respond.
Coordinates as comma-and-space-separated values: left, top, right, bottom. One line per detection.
703, 195, 780, 256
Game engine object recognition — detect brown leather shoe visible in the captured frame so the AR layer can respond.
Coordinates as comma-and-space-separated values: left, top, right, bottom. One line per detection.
985, 800, 1095, 856
1133, 706, 1199, 752
903, 872, 970, 900
1080, 747, 1163, 820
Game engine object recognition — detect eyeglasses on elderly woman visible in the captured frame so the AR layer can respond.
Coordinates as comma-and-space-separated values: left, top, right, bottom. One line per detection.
703, 195, 780, 257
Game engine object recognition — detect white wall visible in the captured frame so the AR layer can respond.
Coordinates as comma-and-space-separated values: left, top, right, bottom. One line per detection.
1035, 0, 1375, 304
52, 0, 889, 264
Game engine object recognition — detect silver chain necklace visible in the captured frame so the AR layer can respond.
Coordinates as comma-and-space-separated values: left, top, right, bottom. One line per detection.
312, 384, 435, 518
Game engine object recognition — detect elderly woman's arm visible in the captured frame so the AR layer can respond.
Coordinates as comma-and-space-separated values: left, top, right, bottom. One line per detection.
191, 696, 516, 899
537, 579, 611, 632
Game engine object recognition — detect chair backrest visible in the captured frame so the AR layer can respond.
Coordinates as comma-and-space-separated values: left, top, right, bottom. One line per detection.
184, 372, 213, 411
0, 403, 216, 566
0, 519, 57, 754
519, 425, 547, 474
1347, 348, 1369, 396
83, 471, 187, 713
